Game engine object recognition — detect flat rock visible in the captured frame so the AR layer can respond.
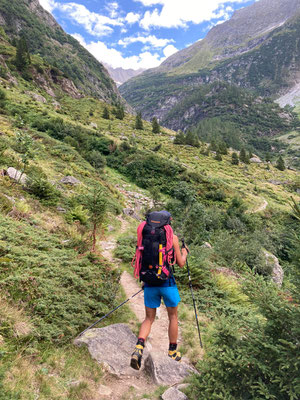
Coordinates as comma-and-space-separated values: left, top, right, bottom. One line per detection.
144, 351, 196, 386
162, 387, 188, 400
250, 157, 262, 163
60, 176, 81, 185
6, 167, 27, 185
74, 323, 148, 377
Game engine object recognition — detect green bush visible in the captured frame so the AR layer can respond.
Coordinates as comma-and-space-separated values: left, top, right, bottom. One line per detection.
0, 193, 13, 214
0, 215, 120, 343
186, 276, 300, 400
26, 176, 60, 205
114, 234, 136, 263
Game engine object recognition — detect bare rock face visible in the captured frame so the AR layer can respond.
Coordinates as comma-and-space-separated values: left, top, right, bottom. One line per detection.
74, 324, 148, 377
250, 157, 262, 163
60, 176, 81, 185
6, 167, 27, 185
263, 250, 284, 287
144, 351, 196, 386
162, 387, 188, 400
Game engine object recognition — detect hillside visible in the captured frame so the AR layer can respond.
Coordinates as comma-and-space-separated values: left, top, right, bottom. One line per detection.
0, 0, 121, 103
0, 22, 299, 400
120, 0, 300, 163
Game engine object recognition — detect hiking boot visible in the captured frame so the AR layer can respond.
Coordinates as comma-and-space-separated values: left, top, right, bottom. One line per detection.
168, 349, 182, 362
130, 344, 144, 370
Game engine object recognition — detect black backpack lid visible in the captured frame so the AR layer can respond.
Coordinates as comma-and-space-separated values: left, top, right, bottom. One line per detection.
146, 211, 171, 228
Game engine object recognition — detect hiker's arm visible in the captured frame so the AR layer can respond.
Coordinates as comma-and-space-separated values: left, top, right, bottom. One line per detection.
173, 235, 188, 268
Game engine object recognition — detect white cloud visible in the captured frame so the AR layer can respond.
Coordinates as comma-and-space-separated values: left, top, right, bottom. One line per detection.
38, 0, 58, 13
72, 34, 170, 70
134, 0, 249, 29
106, 2, 119, 18
125, 12, 141, 24
58, 2, 124, 37
163, 44, 178, 57
118, 35, 174, 48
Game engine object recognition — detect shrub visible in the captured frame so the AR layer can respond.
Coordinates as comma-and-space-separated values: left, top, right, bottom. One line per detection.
186, 276, 300, 400
65, 205, 89, 225
0, 215, 120, 343
0, 194, 13, 214
26, 176, 60, 205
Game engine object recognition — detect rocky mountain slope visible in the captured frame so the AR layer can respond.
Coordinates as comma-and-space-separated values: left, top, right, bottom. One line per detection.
104, 63, 145, 86
120, 0, 300, 158
0, 0, 121, 103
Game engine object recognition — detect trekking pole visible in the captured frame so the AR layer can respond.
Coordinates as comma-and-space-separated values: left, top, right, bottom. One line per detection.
181, 239, 203, 348
77, 288, 143, 338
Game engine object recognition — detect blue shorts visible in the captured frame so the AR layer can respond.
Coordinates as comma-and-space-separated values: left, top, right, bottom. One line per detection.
144, 285, 181, 308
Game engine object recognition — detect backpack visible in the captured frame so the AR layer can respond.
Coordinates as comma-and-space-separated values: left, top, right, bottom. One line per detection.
132, 211, 176, 286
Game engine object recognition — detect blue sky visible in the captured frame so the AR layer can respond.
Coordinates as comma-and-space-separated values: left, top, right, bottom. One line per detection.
39, 0, 256, 70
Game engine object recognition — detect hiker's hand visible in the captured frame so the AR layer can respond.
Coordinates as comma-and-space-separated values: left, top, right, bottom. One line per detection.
181, 244, 189, 254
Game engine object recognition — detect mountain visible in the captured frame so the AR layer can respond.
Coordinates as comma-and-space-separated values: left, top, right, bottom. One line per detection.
0, 0, 121, 103
104, 64, 145, 86
120, 0, 300, 159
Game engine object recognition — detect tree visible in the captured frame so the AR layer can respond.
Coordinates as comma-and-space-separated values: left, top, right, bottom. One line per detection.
113, 103, 124, 120
218, 141, 228, 155
15, 37, 31, 72
84, 187, 107, 252
231, 152, 239, 165
152, 117, 160, 133
102, 106, 110, 120
215, 151, 222, 161
185, 131, 200, 147
15, 132, 35, 181
276, 155, 285, 171
239, 147, 249, 163
208, 140, 217, 152
174, 130, 185, 145
265, 152, 271, 162
135, 112, 143, 130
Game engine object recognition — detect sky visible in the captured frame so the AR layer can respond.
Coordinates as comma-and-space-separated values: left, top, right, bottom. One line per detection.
39, 0, 256, 70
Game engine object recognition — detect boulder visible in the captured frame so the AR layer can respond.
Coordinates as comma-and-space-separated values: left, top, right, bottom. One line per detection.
60, 176, 81, 185
263, 251, 284, 287
123, 208, 141, 221
6, 167, 27, 185
144, 351, 196, 386
250, 157, 262, 163
162, 387, 188, 400
74, 323, 148, 377
201, 242, 212, 249
90, 122, 98, 129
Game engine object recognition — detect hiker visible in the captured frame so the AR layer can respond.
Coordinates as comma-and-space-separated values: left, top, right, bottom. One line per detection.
130, 210, 188, 370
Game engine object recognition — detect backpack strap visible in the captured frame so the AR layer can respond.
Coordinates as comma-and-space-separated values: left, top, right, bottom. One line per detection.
132, 221, 146, 278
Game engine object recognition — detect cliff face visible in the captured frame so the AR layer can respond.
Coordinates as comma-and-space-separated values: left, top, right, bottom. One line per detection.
0, 0, 121, 103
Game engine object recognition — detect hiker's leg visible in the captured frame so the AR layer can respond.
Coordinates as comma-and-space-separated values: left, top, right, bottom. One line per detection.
138, 307, 156, 341
166, 306, 178, 343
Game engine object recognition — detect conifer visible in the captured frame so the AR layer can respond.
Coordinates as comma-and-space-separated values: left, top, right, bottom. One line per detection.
135, 112, 143, 129
231, 152, 239, 165
151, 117, 160, 133
102, 106, 110, 120
276, 155, 285, 171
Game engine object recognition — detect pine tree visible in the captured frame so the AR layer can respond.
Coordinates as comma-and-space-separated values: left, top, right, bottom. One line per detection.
265, 152, 271, 162
102, 106, 110, 120
114, 103, 124, 120
239, 147, 249, 163
209, 140, 217, 152
276, 156, 285, 171
135, 112, 143, 130
185, 131, 199, 147
231, 152, 239, 165
215, 151, 222, 161
15, 37, 30, 71
219, 141, 228, 155
151, 117, 160, 133
174, 130, 185, 145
